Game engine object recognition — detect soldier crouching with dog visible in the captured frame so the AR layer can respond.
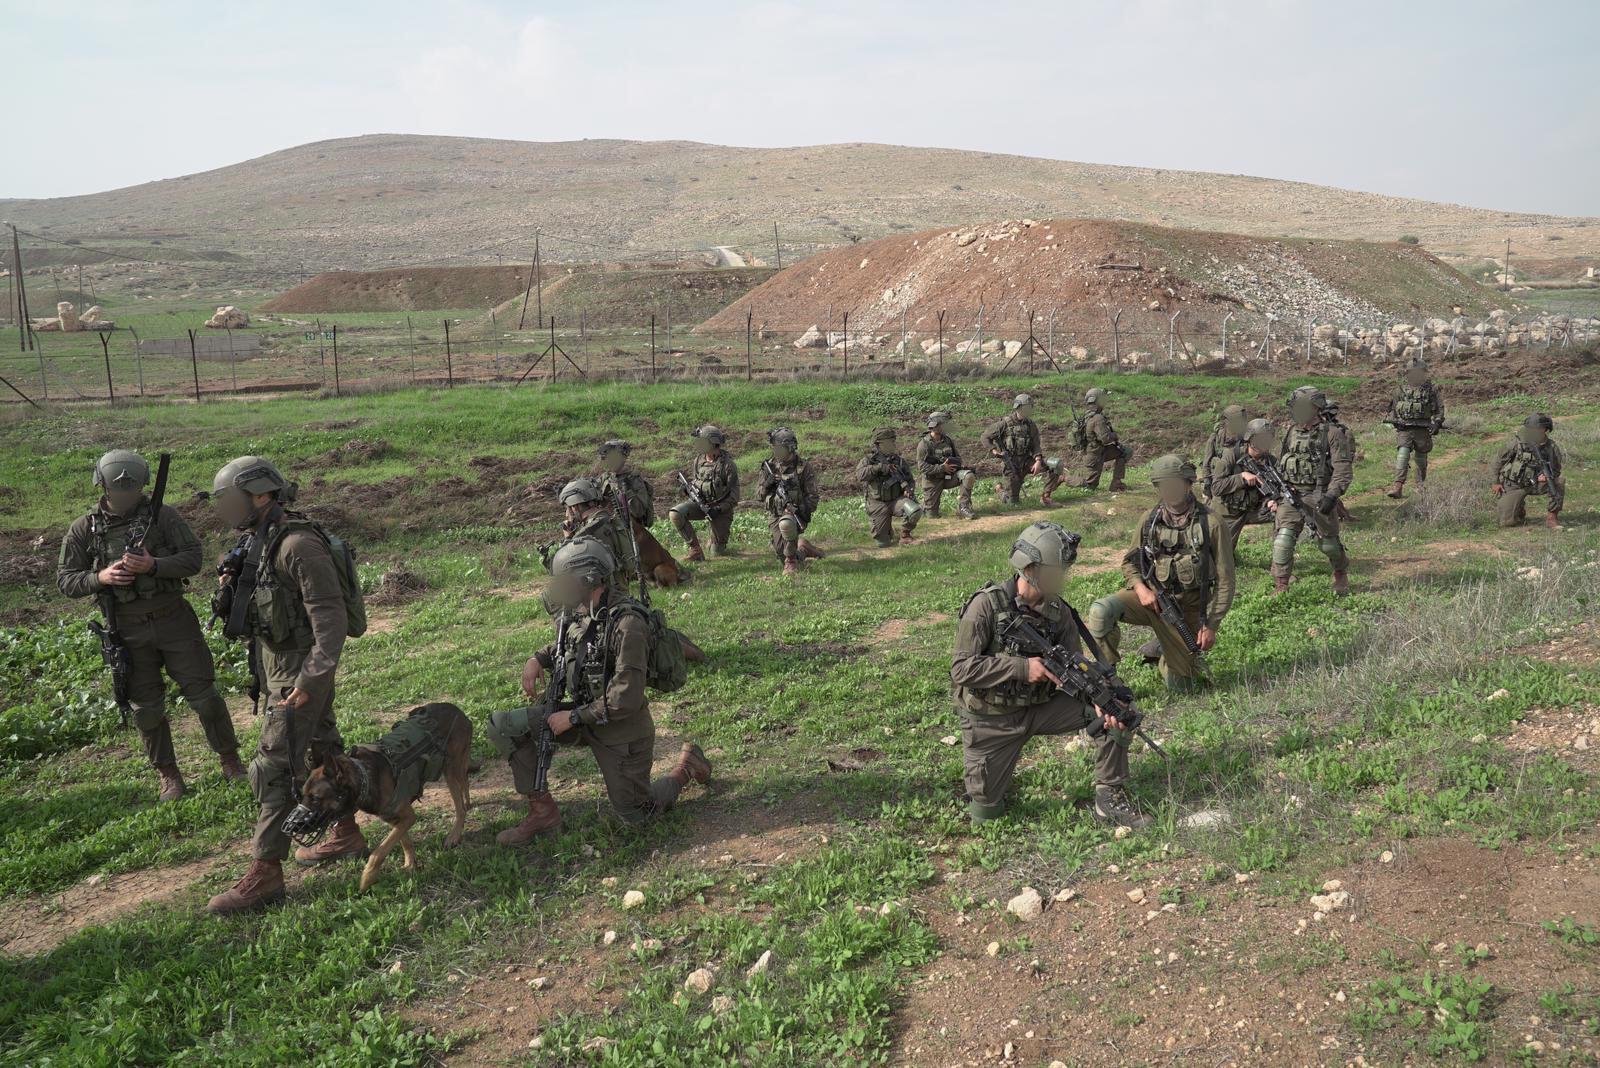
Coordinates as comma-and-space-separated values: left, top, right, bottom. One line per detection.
489, 538, 711, 844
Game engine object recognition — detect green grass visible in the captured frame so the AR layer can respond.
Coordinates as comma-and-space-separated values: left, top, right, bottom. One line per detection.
0, 372, 1596, 1063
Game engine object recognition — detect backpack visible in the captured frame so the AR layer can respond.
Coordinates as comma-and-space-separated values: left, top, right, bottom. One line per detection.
266, 516, 368, 639
616, 602, 688, 693
1071, 414, 1089, 451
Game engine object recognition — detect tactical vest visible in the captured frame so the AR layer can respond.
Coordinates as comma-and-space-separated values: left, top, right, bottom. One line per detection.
864, 453, 912, 501
1393, 383, 1437, 423
251, 515, 365, 648
600, 470, 654, 523
1144, 509, 1213, 596
1499, 441, 1554, 490
1001, 417, 1036, 456
1279, 424, 1330, 487
1215, 445, 1261, 516
956, 582, 1072, 713
1085, 411, 1114, 449
569, 511, 636, 586
364, 711, 449, 820
690, 454, 735, 502
88, 501, 189, 604
767, 459, 814, 521
920, 434, 960, 468
1071, 415, 1090, 451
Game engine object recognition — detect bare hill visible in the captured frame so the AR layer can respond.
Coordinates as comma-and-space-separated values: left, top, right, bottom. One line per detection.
702, 219, 1490, 337
260, 265, 536, 313
3, 136, 1595, 283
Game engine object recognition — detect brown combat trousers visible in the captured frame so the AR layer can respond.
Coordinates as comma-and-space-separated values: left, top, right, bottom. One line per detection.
1086, 588, 1206, 690
119, 598, 238, 768
998, 459, 1063, 503
921, 471, 975, 517
960, 692, 1129, 813
250, 646, 344, 862
1497, 482, 1563, 527
1070, 443, 1130, 490
865, 496, 922, 545
507, 719, 683, 825
670, 502, 734, 551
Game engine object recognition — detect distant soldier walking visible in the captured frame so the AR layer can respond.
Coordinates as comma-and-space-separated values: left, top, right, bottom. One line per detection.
856, 427, 922, 546
916, 411, 977, 519
1385, 357, 1445, 498
58, 450, 243, 802
982, 394, 1062, 505
1270, 387, 1353, 596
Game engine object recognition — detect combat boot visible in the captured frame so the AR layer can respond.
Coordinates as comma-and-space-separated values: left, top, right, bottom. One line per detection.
782, 558, 798, 577
207, 859, 285, 915
1093, 785, 1152, 829
1137, 638, 1163, 665
294, 816, 367, 866
685, 539, 706, 563
798, 538, 825, 559
1545, 511, 1563, 530
218, 751, 247, 782
710, 541, 729, 557
1040, 492, 1055, 506
1271, 572, 1292, 597
673, 742, 712, 786
1108, 480, 1128, 492
496, 791, 561, 846
958, 503, 976, 520
1385, 482, 1404, 499
1332, 570, 1349, 597
898, 532, 916, 546
157, 765, 187, 803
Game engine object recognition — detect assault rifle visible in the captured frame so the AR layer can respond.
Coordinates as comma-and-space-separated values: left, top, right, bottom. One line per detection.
211, 531, 263, 714
1383, 418, 1449, 432
613, 482, 650, 606
1239, 453, 1331, 539
531, 608, 573, 796
1000, 613, 1166, 760
89, 451, 170, 727
676, 471, 716, 516
1135, 544, 1203, 657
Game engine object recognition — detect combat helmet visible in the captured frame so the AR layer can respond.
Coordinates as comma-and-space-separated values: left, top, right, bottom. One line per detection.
559, 477, 605, 508
1149, 454, 1197, 484
212, 456, 288, 496
693, 425, 726, 446
1009, 521, 1081, 574
94, 449, 149, 490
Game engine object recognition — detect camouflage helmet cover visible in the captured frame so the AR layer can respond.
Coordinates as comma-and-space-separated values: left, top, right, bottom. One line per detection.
767, 426, 799, 449
1244, 417, 1274, 440
597, 439, 632, 457
1523, 412, 1554, 433
548, 536, 616, 586
871, 426, 898, 445
1085, 388, 1107, 405
926, 410, 953, 429
1288, 385, 1328, 409
212, 455, 288, 496
558, 477, 605, 507
94, 449, 149, 490
1012, 393, 1034, 409
1149, 454, 1197, 483
693, 425, 726, 445
1009, 521, 1081, 574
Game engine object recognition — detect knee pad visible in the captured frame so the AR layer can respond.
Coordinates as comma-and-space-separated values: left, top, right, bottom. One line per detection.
486, 707, 535, 757
900, 500, 924, 521
1084, 595, 1123, 637
250, 753, 290, 806
1119, 443, 1134, 461
1319, 538, 1346, 559
669, 504, 692, 527
1395, 445, 1412, 466
1044, 457, 1062, 474
958, 470, 976, 488
1271, 529, 1299, 568
130, 703, 168, 733
777, 516, 800, 541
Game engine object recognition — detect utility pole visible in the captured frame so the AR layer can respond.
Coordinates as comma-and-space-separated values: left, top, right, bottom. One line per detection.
517, 235, 540, 330
9, 223, 34, 351
773, 222, 782, 270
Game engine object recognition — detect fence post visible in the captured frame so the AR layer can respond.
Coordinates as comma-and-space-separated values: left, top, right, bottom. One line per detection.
1110, 309, 1122, 374
549, 316, 558, 384
443, 319, 454, 388
316, 318, 326, 370
1221, 312, 1233, 363
937, 310, 945, 373
407, 315, 416, 383
331, 323, 341, 396
99, 331, 114, 405
36, 336, 47, 401
1027, 310, 1036, 373
226, 326, 238, 392
186, 329, 200, 402
745, 309, 753, 382
1047, 307, 1056, 366
842, 311, 849, 377
650, 314, 657, 381
131, 328, 144, 396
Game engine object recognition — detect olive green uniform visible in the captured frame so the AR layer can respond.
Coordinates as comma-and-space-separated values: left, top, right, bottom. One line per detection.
57, 499, 238, 769
241, 510, 349, 862
1271, 419, 1353, 579
1200, 426, 1241, 502
670, 452, 740, 551
503, 591, 684, 824
952, 579, 1128, 819
756, 456, 819, 563
561, 508, 638, 590
855, 450, 922, 545
981, 413, 1061, 503
1388, 381, 1444, 486
1086, 502, 1235, 690
914, 431, 975, 517
598, 468, 655, 526
1205, 443, 1275, 558
1070, 408, 1131, 489
1493, 439, 1565, 526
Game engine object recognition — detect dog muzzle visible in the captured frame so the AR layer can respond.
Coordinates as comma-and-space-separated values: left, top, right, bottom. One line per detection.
281, 803, 335, 847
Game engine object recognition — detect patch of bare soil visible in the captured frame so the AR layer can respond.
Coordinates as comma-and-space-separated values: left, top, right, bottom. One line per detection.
893, 836, 1600, 1066
367, 567, 428, 608
0, 854, 227, 956
0, 529, 54, 587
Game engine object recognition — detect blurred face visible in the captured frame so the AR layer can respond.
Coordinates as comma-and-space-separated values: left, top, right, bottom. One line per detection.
770, 442, 794, 463
1225, 412, 1249, 438
103, 483, 144, 516
1014, 404, 1033, 420
213, 486, 257, 530
1246, 431, 1273, 457
541, 572, 592, 614
1404, 366, 1428, 386
1156, 478, 1193, 509
1028, 563, 1068, 600
1289, 397, 1320, 424
877, 437, 898, 457
1518, 424, 1549, 446
933, 421, 952, 436
599, 448, 625, 473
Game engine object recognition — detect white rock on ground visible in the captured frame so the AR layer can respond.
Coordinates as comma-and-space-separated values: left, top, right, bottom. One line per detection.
622, 889, 646, 909
684, 968, 715, 995
1006, 887, 1043, 921
746, 950, 773, 978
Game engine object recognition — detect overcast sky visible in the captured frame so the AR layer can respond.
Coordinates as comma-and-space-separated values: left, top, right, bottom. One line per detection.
6, 0, 1597, 215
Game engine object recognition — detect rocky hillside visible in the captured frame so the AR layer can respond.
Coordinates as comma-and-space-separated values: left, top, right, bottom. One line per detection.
3, 136, 1595, 283
702, 219, 1491, 341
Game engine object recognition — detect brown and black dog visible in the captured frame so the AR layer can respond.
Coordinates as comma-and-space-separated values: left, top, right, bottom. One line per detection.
301, 702, 473, 892
634, 518, 687, 587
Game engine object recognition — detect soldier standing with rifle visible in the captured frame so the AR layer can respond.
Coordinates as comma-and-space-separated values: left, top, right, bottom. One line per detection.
981, 393, 1062, 505
915, 410, 977, 519
756, 427, 823, 576
1206, 417, 1281, 560
856, 427, 923, 547
57, 450, 243, 803
488, 538, 711, 844
951, 521, 1151, 828
1271, 386, 1354, 596
1086, 455, 1233, 692
669, 425, 740, 560
1385, 357, 1445, 498
206, 456, 363, 915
